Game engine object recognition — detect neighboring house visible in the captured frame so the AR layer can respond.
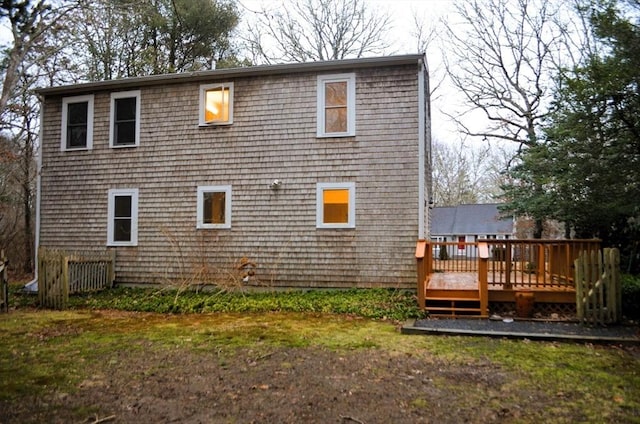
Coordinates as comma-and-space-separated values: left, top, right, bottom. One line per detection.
35, 55, 431, 289
430, 203, 514, 258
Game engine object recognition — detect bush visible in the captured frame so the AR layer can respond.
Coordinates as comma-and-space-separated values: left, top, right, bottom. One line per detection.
621, 274, 640, 320
56, 287, 427, 321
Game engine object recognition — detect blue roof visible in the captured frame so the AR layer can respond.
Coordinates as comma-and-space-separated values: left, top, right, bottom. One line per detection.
431, 203, 513, 236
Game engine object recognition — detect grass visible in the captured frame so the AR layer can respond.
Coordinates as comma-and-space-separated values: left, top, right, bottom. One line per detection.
2, 285, 640, 422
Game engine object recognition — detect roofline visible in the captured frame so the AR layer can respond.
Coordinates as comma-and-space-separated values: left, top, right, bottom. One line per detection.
37, 54, 426, 97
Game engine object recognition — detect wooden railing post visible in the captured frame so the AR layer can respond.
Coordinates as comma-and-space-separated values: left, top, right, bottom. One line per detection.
477, 242, 489, 317
415, 240, 427, 310
0, 250, 8, 313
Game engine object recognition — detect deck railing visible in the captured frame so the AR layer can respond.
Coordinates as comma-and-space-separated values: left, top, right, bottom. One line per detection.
425, 239, 601, 290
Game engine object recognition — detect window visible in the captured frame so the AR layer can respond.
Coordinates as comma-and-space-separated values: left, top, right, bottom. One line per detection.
110, 90, 141, 147
199, 83, 233, 126
107, 189, 139, 246
316, 182, 355, 228
197, 185, 232, 229
317, 73, 355, 137
61, 95, 94, 151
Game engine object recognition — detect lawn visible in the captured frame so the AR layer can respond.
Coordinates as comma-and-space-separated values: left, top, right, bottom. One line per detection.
1, 299, 639, 423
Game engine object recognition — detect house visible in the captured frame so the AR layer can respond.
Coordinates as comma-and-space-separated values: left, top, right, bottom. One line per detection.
430, 203, 514, 258
34, 55, 431, 290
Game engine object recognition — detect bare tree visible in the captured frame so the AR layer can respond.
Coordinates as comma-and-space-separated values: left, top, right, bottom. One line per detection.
410, 10, 446, 101
0, 1, 77, 272
445, 0, 565, 147
444, 0, 567, 236
432, 138, 505, 207
242, 0, 392, 64
0, 1, 75, 121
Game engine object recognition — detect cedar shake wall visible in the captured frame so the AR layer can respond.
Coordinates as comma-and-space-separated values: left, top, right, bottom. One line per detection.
39, 64, 425, 289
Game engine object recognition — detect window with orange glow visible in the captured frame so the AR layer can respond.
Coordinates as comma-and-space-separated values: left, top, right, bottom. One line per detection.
323, 189, 349, 223
199, 83, 233, 125
316, 182, 355, 228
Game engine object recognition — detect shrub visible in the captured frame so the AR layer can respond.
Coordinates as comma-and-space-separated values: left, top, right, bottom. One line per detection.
56, 287, 427, 321
621, 274, 640, 320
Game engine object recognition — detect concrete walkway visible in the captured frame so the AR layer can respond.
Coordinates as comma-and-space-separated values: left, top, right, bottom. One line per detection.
402, 317, 640, 344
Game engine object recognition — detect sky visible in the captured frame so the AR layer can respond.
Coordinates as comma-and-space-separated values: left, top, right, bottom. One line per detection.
237, 0, 466, 143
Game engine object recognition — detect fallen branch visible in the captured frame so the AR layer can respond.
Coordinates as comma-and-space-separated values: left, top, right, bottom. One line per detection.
85, 415, 116, 424
340, 415, 365, 424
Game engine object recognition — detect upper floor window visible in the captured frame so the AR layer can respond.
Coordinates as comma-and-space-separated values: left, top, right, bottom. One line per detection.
110, 90, 141, 147
316, 182, 356, 229
197, 185, 232, 229
199, 83, 233, 126
317, 73, 355, 137
61, 95, 94, 151
107, 188, 139, 246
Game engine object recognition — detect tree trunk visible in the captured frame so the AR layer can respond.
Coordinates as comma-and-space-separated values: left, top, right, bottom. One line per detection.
533, 218, 543, 239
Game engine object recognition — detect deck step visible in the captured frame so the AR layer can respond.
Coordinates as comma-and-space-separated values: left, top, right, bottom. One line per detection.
426, 289, 480, 300
425, 307, 482, 313
426, 296, 481, 302
425, 297, 484, 317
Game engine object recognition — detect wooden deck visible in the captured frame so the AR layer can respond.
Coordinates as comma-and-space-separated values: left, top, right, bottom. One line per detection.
427, 271, 576, 304
416, 239, 601, 318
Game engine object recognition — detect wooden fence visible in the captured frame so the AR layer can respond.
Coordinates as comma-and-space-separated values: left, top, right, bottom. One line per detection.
575, 248, 621, 325
38, 248, 115, 309
1, 250, 8, 313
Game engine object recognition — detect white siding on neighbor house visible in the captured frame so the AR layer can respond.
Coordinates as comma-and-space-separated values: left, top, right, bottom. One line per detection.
38, 63, 426, 289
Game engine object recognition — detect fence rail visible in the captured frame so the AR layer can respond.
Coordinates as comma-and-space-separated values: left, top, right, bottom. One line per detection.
1, 250, 8, 313
38, 247, 115, 309
575, 248, 621, 325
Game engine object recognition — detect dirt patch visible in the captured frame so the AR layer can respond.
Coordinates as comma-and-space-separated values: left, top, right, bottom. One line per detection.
4, 343, 562, 424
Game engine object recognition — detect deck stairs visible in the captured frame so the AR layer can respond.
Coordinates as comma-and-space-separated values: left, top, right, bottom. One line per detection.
425, 287, 484, 317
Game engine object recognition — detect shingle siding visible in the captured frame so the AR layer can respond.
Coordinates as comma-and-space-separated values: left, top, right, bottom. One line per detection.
39, 59, 429, 289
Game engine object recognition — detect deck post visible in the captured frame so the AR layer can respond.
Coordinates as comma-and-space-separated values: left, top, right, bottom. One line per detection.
477, 242, 489, 317
415, 240, 427, 310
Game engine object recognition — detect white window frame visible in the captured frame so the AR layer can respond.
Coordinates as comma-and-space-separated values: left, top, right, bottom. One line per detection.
199, 83, 234, 126
61, 94, 94, 151
316, 73, 356, 137
107, 188, 139, 246
316, 182, 356, 229
197, 185, 232, 229
109, 90, 141, 148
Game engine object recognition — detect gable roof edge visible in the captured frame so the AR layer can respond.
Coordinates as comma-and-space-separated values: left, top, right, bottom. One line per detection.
37, 54, 426, 97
